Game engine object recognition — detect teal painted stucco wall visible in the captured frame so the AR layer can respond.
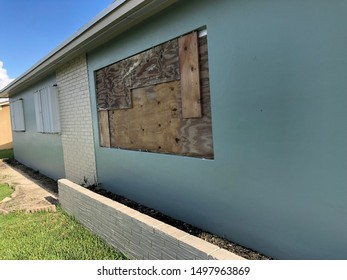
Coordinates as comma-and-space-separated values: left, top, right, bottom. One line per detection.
87, 0, 347, 259
10, 75, 65, 180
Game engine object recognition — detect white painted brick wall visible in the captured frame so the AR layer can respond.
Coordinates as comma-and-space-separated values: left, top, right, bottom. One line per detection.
56, 54, 97, 185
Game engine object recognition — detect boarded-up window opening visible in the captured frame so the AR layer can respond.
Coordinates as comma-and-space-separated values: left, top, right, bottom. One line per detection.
96, 30, 214, 159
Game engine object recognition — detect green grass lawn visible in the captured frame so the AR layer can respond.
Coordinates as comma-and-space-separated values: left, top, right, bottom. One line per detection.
0, 207, 127, 260
0, 183, 14, 201
0, 148, 14, 159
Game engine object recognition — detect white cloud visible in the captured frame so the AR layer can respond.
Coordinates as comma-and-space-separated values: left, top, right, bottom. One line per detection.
0, 61, 14, 90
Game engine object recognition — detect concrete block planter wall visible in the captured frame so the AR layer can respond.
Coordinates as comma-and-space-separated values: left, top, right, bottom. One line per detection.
58, 179, 244, 260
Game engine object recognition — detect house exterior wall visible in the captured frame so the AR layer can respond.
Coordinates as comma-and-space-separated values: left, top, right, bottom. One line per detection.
56, 54, 97, 185
9, 75, 65, 180
87, 0, 347, 259
0, 104, 12, 150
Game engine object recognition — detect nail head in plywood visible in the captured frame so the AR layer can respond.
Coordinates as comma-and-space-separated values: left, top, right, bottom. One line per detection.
179, 32, 202, 119
98, 110, 111, 148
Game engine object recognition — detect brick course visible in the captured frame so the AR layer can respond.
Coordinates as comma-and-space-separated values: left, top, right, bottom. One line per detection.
56, 54, 97, 185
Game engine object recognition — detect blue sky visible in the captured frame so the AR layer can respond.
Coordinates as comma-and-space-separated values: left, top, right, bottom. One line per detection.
0, 0, 114, 88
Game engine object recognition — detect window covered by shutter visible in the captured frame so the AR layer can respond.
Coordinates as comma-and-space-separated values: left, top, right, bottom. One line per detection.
10, 99, 25, 132
34, 85, 61, 133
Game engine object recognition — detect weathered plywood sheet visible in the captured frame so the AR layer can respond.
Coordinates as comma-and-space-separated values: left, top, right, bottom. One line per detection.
97, 34, 214, 158
179, 32, 202, 119
98, 110, 110, 148
131, 39, 180, 88
96, 67, 132, 110
96, 39, 179, 110
180, 35, 214, 158
110, 81, 182, 154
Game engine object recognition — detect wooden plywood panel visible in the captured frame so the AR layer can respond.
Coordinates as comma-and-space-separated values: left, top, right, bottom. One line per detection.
180, 35, 213, 158
131, 39, 179, 88
96, 33, 214, 158
179, 32, 202, 119
95, 39, 179, 110
96, 67, 132, 110
110, 81, 182, 154
98, 110, 110, 148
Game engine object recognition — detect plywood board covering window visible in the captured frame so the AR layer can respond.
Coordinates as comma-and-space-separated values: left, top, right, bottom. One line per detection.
96, 30, 214, 159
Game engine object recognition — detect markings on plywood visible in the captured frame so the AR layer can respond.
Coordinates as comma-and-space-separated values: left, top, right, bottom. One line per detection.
98, 110, 110, 148
179, 32, 202, 119
131, 39, 180, 88
97, 33, 214, 158
95, 39, 180, 110
110, 81, 181, 154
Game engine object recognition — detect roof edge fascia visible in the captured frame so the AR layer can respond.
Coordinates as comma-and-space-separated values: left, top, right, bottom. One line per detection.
0, 0, 177, 98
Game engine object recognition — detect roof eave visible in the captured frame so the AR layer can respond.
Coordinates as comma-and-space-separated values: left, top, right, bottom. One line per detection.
0, 0, 177, 98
